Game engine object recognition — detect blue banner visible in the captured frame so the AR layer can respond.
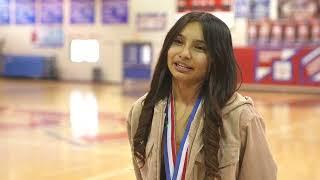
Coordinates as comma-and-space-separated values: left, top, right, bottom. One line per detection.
70, 0, 95, 24
102, 0, 128, 24
16, 0, 34, 2
42, 0, 60, 2
15, 2, 35, 24
250, 0, 270, 19
235, 0, 250, 18
0, 0, 9, 4
33, 26, 64, 47
41, 0, 63, 24
0, 0, 10, 24
136, 13, 166, 31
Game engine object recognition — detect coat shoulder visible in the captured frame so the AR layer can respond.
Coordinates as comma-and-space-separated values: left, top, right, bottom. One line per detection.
221, 92, 260, 146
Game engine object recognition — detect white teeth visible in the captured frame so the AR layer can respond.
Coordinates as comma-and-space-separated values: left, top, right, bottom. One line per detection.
177, 63, 189, 69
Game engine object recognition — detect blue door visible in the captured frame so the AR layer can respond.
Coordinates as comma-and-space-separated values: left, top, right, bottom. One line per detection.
123, 43, 152, 80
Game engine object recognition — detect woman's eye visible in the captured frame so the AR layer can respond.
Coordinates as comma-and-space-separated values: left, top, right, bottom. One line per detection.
195, 45, 207, 51
173, 38, 183, 45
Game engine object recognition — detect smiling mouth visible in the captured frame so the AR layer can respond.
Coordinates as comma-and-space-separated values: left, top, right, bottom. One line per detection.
174, 62, 192, 72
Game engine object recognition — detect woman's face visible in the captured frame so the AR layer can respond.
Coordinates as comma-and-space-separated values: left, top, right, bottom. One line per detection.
167, 21, 209, 85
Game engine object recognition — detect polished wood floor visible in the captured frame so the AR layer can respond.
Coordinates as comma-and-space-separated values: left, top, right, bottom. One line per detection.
0, 78, 319, 180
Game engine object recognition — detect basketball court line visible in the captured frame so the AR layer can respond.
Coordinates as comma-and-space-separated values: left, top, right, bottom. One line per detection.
44, 129, 87, 146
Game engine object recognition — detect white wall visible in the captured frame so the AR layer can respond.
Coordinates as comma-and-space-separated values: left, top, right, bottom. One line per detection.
0, 0, 247, 83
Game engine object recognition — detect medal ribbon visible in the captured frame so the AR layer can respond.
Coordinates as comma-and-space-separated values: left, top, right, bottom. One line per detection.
164, 92, 202, 180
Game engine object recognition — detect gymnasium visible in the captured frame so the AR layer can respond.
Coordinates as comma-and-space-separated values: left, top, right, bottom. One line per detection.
0, 0, 319, 179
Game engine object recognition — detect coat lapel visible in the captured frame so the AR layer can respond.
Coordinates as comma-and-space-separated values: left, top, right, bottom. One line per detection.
151, 98, 205, 180
151, 98, 167, 180
185, 108, 204, 179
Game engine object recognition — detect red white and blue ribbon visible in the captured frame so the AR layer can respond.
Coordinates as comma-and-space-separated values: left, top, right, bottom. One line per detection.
164, 93, 202, 180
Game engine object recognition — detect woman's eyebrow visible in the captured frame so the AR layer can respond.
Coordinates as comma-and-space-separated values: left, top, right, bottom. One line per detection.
176, 34, 184, 38
194, 39, 206, 44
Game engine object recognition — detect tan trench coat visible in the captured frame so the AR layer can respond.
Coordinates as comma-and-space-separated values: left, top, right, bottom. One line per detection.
127, 92, 277, 180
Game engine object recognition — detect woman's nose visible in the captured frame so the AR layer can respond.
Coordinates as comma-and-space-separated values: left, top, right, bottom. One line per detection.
178, 46, 191, 60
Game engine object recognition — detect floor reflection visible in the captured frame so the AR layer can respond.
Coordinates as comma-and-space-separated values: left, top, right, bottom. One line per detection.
69, 90, 99, 139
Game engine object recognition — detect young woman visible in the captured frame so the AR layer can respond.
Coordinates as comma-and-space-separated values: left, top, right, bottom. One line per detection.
127, 12, 277, 180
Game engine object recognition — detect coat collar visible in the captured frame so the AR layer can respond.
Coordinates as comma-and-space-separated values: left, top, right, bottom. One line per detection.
153, 97, 205, 180
153, 98, 167, 180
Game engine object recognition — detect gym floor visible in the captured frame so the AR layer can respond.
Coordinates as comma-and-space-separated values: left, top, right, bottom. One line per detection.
0, 78, 319, 180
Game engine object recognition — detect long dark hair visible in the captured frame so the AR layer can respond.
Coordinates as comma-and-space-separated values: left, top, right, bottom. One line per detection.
133, 11, 241, 179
